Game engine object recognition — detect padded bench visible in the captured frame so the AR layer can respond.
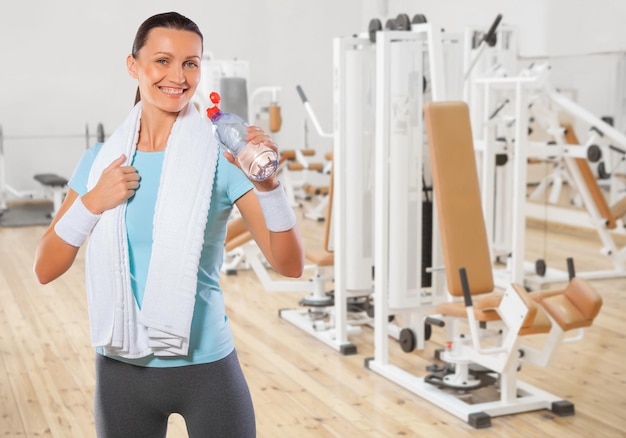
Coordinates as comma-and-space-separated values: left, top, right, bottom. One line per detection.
34, 173, 68, 218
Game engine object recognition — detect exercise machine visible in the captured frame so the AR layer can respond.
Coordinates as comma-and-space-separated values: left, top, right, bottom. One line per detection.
278, 27, 381, 354
368, 100, 604, 429
366, 13, 454, 384
469, 60, 626, 288
0, 123, 105, 219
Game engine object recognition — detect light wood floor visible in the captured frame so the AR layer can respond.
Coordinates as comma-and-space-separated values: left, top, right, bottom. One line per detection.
1, 200, 625, 437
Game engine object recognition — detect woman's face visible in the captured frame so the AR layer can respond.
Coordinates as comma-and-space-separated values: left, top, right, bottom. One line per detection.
127, 27, 202, 114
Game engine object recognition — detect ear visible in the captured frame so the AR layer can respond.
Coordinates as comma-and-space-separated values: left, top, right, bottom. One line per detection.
127, 55, 138, 79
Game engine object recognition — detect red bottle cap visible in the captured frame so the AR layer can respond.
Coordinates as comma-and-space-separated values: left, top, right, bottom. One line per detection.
206, 91, 222, 120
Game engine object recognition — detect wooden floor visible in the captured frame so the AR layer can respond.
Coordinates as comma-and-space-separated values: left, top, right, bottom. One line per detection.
1, 199, 625, 437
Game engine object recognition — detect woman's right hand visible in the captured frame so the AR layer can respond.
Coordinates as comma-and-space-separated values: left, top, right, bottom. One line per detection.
82, 154, 140, 214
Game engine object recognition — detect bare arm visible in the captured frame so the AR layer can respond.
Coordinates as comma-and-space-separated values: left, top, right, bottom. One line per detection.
227, 126, 304, 278
235, 189, 304, 278
33, 189, 82, 284
33, 154, 140, 284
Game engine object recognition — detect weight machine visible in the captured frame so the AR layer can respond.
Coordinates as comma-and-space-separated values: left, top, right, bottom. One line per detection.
361, 14, 605, 428
0, 123, 105, 220
370, 96, 604, 429
278, 28, 379, 354
365, 14, 452, 382
279, 15, 455, 354
457, 9, 626, 288
469, 61, 626, 288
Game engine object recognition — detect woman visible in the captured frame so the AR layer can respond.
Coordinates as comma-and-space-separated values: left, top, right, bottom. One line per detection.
33, 11, 303, 437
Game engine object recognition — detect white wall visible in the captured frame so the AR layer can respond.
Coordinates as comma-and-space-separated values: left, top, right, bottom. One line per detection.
1, 0, 625, 192
0, 0, 361, 191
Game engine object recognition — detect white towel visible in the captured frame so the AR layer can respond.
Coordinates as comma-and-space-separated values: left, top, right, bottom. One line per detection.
85, 102, 218, 358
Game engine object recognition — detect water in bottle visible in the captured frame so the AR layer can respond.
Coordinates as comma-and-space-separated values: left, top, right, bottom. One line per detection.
206, 92, 278, 181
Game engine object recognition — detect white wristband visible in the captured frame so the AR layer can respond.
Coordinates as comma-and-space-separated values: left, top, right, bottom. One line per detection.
254, 182, 296, 232
54, 197, 101, 247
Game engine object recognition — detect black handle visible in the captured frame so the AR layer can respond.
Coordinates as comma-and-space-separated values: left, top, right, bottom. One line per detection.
566, 258, 576, 280
296, 85, 308, 104
459, 268, 473, 308
483, 14, 503, 46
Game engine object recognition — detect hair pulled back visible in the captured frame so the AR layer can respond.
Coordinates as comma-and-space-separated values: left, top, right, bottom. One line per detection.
131, 12, 203, 104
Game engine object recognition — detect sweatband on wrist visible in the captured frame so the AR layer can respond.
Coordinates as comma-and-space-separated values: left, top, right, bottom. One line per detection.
254, 182, 296, 232
54, 197, 101, 247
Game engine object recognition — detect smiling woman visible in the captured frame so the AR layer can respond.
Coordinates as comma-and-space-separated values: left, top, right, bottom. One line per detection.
32, 11, 304, 438
128, 27, 203, 119
128, 12, 204, 111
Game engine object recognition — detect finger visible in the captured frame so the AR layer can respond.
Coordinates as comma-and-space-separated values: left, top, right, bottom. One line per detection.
223, 151, 236, 165
248, 133, 272, 145
106, 154, 127, 170
126, 172, 141, 182
120, 165, 138, 175
245, 126, 266, 142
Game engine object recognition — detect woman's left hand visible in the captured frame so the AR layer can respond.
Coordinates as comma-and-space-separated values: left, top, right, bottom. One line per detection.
223, 125, 280, 190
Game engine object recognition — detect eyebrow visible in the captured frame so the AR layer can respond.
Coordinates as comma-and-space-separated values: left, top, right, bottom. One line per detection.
152, 51, 201, 60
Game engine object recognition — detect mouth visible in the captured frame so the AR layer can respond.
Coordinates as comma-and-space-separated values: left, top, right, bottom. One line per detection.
159, 86, 186, 96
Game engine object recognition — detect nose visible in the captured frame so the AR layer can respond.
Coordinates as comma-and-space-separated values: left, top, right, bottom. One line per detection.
169, 64, 185, 84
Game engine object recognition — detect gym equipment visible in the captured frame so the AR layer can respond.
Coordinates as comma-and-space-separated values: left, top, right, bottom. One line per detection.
279, 32, 382, 354
32, 173, 68, 218
368, 16, 453, 365
194, 54, 284, 132
279, 165, 373, 355
460, 12, 625, 287
277, 148, 329, 210
222, 166, 369, 355
367, 100, 604, 429
462, 14, 517, 117
0, 123, 105, 221
469, 59, 626, 287
463, 14, 503, 81
249, 86, 282, 133
276, 85, 332, 221
281, 14, 461, 356
222, 211, 323, 293
193, 54, 250, 121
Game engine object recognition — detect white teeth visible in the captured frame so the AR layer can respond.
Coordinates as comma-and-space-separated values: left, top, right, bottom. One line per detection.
161, 87, 184, 95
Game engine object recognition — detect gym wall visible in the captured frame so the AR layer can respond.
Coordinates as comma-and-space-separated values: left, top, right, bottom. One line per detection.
0, 0, 623, 192
0, 0, 361, 192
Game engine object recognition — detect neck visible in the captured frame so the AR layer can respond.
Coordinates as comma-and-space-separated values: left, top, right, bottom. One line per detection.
136, 104, 180, 152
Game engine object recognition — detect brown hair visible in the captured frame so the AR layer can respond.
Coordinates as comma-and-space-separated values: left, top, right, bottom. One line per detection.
131, 12, 203, 105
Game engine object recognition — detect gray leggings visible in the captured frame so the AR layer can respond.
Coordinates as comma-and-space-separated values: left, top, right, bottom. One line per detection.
94, 350, 255, 438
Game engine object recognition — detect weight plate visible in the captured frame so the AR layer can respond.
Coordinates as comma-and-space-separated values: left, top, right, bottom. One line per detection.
587, 144, 602, 163
412, 14, 428, 24
368, 18, 382, 43
385, 18, 398, 31
396, 13, 411, 31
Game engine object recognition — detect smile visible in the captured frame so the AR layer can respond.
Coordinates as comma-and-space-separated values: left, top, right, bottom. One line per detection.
160, 87, 185, 95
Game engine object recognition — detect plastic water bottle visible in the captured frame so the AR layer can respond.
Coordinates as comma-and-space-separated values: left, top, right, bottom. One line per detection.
206, 92, 278, 181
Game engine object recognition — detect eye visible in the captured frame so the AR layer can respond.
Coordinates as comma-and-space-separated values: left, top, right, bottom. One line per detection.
184, 61, 198, 69
156, 59, 168, 65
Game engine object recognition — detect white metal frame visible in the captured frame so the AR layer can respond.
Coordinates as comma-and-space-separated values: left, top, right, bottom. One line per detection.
468, 62, 626, 289
368, 20, 450, 390
280, 34, 378, 354
364, 22, 583, 428
369, 283, 568, 427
